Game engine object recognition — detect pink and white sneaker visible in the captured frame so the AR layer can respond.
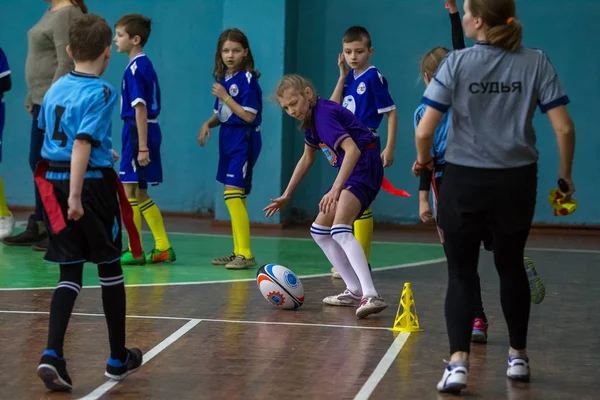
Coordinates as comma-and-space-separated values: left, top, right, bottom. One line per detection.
471, 318, 489, 343
356, 295, 388, 318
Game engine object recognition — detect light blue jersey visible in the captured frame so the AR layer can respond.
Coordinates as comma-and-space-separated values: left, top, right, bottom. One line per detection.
39, 71, 117, 168
414, 103, 450, 178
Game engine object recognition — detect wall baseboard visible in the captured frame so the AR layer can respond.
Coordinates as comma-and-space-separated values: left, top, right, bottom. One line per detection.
9, 205, 600, 235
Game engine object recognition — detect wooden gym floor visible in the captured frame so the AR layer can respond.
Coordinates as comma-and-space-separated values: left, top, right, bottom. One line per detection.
0, 213, 598, 399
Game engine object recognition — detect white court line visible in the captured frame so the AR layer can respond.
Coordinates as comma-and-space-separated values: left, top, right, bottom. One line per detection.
354, 332, 411, 400
78, 319, 201, 400
0, 310, 192, 321
199, 318, 390, 331
0, 258, 446, 292
0, 310, 391, 331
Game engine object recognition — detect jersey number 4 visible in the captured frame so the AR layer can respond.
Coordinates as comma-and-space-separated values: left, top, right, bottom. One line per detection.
52, 105, 68, 147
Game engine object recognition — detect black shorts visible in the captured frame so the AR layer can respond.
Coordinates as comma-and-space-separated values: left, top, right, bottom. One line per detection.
43, 167, 123, 265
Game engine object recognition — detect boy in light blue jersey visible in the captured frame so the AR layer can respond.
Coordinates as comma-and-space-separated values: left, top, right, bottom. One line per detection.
114, 14, 175, 265
329, 26, 398, 278
34, 14, 142, 392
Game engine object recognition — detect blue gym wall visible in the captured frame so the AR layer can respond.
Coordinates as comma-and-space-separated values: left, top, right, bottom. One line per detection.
0, 0, 597, 225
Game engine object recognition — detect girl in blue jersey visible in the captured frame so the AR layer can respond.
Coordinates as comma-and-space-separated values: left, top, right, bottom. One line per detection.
415, 0, 545, 344
198, 28, 262, 270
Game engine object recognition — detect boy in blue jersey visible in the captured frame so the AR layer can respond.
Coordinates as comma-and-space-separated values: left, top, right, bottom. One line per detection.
114, 14, 175, 265
34, 15, 142, 392
0, 47, 14, 239
329, 26, 398, 278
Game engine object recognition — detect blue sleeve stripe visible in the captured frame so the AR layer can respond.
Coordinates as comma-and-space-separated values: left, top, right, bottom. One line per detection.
539, 95, 570, 113
432, 76, 448, 89
421, 97, 450, 113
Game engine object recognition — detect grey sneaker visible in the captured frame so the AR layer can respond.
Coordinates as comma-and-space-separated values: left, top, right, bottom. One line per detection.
212, 253, 236, 266
225, 255, 257, 270
524, 257, 545, 304
323, 289, 362, 306
331, 267, 342, 279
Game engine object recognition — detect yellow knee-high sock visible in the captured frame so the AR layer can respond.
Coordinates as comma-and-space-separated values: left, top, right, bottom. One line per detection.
127, 198, 142, 252
140, 198, 171, 251
0, 178, 9, 217
225, 191, 239, 255
241, 193, 247, 208
353, 208, 374, 262
224, 189, 252, 259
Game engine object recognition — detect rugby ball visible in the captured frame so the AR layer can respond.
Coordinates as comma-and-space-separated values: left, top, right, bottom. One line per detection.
256, 264, 304, 309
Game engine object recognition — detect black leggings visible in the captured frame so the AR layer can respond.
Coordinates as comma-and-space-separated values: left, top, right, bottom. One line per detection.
435, 175, 487, 322
438, 163, 536, 354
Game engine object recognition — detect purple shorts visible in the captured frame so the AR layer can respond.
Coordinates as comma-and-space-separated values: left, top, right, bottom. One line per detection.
327, 143, 383, 220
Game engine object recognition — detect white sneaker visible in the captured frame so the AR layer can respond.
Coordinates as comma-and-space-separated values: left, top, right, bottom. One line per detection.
0, 212, 15, 240
330, 267, 342, 279
507, 356, 530, 381
437, 361, 468, 393
355, 295, 388, 318
323, 289, 361, 306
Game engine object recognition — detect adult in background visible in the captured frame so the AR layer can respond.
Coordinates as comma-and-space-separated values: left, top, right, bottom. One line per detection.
3, 0, 87, 251
413, 0, 575, 394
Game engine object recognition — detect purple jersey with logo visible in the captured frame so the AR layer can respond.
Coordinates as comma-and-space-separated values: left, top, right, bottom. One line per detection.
304, 98, 377, 167
303, 98, 383, 216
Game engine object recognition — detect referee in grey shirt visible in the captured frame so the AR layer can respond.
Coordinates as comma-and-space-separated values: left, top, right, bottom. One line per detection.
413, 0, 575, 394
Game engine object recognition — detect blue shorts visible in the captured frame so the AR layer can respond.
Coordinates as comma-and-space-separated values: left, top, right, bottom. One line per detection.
217, 124, 262, 194
0, 102, 4, 163
119, 119, 163, 190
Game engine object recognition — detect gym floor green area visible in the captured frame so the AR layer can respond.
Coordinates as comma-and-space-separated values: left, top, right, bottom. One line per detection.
0, 231, 445, 289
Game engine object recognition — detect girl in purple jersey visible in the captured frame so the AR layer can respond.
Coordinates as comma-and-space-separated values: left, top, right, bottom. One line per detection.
264, 74, 387, 319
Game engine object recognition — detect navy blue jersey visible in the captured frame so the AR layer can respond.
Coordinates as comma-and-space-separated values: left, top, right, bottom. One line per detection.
120, 53, 160, 120
0, 47, 10, 135
341, 66, 395, 130
39, 71, 117, 168
0, 47, 9, 102
214, 71, 262, 126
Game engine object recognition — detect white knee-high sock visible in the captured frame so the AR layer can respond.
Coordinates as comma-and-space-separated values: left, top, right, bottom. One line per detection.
310, 223, 361, 295
331, 224, 378, 297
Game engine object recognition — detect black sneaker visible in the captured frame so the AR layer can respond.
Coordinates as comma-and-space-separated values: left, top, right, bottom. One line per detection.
37, 350, 73, 392
105, 348, 143, 381
3, 215, 46, 246
32, 235, 49, 251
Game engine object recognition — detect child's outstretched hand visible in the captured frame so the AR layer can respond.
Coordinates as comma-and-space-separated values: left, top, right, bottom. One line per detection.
197, 123, 211, 147
263, 194, 291, 218
338, 53, 350, 79
111, 149, 120, 162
